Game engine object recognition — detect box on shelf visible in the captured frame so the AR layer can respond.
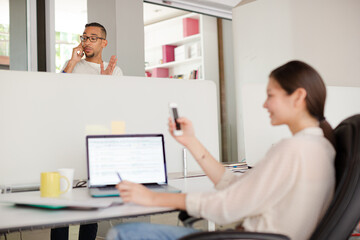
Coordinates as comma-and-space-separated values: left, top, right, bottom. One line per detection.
183, 18, 199, 37
175, 45, 189, 62
162, 45, 176, 63
152, 68, 169, 78
189, 42, 201, 58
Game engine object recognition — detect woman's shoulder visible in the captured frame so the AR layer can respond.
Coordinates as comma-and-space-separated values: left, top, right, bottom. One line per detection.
277, 128, 330, 147
271, 128, 335, 160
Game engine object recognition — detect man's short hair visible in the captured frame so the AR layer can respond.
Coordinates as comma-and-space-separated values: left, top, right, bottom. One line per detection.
85, 22, 107, 39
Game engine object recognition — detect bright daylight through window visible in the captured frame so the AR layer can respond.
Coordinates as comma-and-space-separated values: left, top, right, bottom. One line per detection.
55, 0, 87, 72
0, 0, 9, 70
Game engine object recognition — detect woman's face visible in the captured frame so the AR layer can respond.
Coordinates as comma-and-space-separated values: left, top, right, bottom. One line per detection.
263, 77, 294, 126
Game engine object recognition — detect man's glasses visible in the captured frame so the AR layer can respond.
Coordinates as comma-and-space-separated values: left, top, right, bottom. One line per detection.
80, 36, 105, 43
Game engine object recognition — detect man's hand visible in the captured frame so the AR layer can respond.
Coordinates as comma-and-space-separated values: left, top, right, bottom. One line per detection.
101, 55, 118, 75
63, 43, 83, 73
71, 43, 84, 63
116, 181, 156, 206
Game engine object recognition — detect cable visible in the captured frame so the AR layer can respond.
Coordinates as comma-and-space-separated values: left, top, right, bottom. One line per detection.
74, 180, 87, 188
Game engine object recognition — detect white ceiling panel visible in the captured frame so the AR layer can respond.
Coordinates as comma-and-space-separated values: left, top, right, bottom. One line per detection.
144, 0, 242, 19
144, 2, 189, 25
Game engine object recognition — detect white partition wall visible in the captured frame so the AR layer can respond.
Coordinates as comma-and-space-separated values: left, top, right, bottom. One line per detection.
0, 70, 219, 185
242, 83, 360, 166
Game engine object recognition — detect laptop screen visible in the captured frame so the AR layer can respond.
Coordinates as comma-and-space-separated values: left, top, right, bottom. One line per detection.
86, 134, 167, 187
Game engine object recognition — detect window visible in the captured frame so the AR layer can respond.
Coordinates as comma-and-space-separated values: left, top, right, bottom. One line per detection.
55, 0, 87, 72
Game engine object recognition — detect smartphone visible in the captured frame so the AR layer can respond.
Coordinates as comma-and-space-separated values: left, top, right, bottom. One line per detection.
76, 50, 84, 58
169, 102, 183, 136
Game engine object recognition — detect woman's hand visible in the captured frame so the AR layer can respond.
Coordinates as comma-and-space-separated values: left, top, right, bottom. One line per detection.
116, 181, 156, 206
168, 117, 196, 147
168, 116, 225, 185
117, 181, 187, 210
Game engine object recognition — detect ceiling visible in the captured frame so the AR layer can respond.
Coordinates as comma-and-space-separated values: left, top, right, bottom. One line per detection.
144, 0, 243, 19
143, 2, 189, 25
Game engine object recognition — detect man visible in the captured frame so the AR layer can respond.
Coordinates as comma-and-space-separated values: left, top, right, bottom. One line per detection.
62, 22, 123, 76
53, 22, 121, 240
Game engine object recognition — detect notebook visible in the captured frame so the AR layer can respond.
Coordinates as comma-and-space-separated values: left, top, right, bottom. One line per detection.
86, 134, 180, 197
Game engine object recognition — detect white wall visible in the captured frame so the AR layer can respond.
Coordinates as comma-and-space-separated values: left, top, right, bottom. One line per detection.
232, 0, 360, 163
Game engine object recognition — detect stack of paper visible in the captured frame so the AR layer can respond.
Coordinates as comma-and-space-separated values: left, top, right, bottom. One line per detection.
0, 189, 123, 210
175, 45, 189, 62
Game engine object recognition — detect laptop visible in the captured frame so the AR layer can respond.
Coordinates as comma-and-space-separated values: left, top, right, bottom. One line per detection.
86, 134, 180, 197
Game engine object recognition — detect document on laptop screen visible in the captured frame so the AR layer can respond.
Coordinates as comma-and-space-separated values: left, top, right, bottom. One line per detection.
88, 136, 167, 186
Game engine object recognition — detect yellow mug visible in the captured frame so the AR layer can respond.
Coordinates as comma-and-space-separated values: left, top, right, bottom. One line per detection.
40, 172, 70, 198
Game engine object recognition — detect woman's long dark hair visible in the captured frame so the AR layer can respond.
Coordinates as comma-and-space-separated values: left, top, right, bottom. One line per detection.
270, 60, 336, 148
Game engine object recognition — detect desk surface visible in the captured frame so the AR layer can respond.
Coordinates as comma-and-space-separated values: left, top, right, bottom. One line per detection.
0, 176, 214, 233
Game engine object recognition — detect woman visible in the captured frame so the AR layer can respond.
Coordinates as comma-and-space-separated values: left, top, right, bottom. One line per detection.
106, 60, 336, 240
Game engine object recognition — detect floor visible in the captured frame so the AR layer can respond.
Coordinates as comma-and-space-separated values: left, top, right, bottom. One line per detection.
1, 213, 359, 240
0, 212, 213, 240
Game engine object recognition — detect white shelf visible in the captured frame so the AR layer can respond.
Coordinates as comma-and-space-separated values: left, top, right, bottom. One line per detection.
145, 57, 202, 71
145, 34, 201, 51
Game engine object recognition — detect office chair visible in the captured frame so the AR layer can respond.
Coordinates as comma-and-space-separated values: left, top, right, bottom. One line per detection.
179, 114, 360, 240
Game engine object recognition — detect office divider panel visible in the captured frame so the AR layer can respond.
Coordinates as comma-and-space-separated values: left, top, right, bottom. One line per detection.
0, 70, 219, 185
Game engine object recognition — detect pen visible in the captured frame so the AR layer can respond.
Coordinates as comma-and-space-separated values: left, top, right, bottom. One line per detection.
116, 172, 122, 182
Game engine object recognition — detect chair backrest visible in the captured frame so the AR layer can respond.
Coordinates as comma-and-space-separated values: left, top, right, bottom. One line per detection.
310, 114, 360, 240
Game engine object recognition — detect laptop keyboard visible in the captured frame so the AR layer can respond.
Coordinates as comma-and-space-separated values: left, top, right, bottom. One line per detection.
146, 185, 165, 190
98, 186, 116, 191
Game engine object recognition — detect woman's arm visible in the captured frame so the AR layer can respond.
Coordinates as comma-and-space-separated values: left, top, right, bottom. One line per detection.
184, 136, 225, 185
168, 117, 225, 185
115, 117, 225, 210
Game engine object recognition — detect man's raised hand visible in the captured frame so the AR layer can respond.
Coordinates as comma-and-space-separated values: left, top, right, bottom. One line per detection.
101, 55, 118, 75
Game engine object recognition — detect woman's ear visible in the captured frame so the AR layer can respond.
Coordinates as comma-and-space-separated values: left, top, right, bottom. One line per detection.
293, 88, 307, 107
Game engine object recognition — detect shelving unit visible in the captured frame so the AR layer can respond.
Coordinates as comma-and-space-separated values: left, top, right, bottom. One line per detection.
145, 56, 201, 71
145, 34, 201, 51
0, 29, 10, 69
144, 13, 219, 81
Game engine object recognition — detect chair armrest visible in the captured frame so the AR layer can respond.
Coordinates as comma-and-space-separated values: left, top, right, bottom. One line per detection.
178, 210, 204, 227
179, 230, 290, 240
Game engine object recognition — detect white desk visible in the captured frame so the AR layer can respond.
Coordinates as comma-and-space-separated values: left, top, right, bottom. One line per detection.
0, 176, 214, 234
